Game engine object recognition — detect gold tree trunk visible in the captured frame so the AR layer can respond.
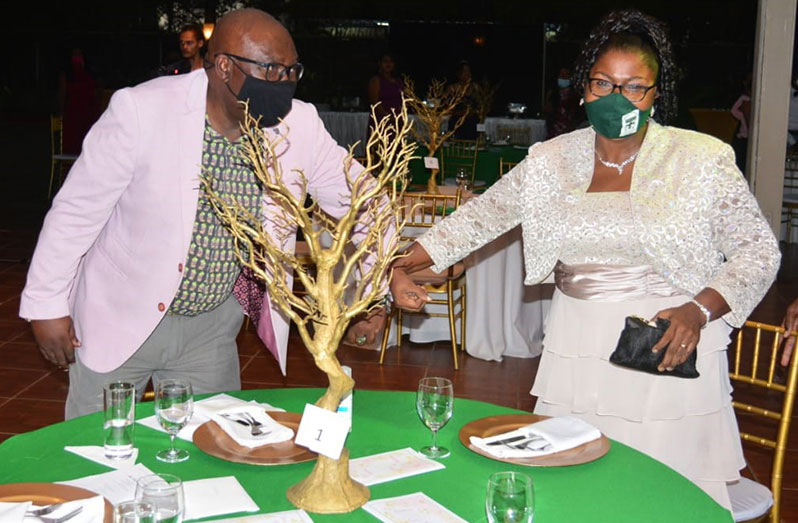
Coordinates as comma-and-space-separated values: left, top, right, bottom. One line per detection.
202, 101, 416, 514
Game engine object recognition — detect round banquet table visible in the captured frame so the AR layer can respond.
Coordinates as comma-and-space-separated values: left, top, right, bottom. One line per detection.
0, 388, 732, 522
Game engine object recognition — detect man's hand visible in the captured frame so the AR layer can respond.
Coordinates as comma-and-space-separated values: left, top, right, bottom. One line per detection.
30, 317, 80, 367
390, 268, 430, 312
344, 307, 387, 347
781, 298, 798, 367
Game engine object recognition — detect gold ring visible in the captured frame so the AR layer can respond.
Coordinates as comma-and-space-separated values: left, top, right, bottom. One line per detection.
680, 343, 687, 348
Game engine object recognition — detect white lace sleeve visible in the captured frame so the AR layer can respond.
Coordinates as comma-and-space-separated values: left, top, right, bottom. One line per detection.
705, 144, 780, 326
417, 158, 530, 273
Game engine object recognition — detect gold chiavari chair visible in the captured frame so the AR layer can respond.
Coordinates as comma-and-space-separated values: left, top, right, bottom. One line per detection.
499, 158, 518, 178
380, 191, 466, 369
727, 321, 798, 523
782, 153, 798, 243
49, 115, 78, 199
441, 138, 481, 184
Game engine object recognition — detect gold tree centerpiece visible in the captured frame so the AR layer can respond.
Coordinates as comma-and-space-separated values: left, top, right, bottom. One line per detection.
403, 77, 469, 193
202, 103, 416, 513
471, 79, 500, 124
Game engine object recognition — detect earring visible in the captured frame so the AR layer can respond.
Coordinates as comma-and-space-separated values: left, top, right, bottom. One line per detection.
579, 97, 584, 106
651, 105, 656, 116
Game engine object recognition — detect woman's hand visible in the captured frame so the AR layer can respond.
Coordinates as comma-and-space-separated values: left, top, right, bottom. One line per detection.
780, 298, 798, 366
650, 302, 706, 372
390, 268, 430, 311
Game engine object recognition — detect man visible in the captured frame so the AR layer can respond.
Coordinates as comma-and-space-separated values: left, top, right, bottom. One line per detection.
20, 8, 378, 418
160, 24, 205, 75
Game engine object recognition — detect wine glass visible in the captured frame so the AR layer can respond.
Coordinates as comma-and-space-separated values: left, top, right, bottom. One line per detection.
486, 471, 535, 523
416, 377, 454, 458
135, 474, 184, 523
154, 378, 193, 463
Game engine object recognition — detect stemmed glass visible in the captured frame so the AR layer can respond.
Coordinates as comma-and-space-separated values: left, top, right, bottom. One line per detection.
486, 471, 535, 523
135, 473, 185, 523
154, 378, 193, 463
416, 377, 454, 458
455, 168, 469, 191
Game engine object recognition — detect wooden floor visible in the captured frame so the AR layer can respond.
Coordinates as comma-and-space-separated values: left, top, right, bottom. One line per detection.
0, 117, 796, 520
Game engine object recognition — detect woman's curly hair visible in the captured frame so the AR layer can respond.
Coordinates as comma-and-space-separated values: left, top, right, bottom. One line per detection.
573, 9, 678, 124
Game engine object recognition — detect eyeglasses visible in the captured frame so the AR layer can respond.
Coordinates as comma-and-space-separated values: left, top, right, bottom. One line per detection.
587, 78, 657, 102
222, 52, 304, 82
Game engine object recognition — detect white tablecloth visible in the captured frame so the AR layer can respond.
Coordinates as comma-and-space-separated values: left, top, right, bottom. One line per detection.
384, 226, 552, 361
317, 111, 547, 156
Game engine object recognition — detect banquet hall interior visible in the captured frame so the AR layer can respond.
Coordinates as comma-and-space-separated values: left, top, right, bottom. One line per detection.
1, 0, 798, 520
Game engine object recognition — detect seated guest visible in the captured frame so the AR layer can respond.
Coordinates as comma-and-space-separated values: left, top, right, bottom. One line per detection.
781, 298, 798, 366
20, 8, 380, 419
447, 60, 479, 140
388, 9, 779, 511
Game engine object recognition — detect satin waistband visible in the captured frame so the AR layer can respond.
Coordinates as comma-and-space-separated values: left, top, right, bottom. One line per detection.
554, 262, 683, 302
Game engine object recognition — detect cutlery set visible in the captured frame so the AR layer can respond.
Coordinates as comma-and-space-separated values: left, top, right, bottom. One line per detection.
26, 503, 83, 523
220, 412, 272, 437
486, 434, 551, 451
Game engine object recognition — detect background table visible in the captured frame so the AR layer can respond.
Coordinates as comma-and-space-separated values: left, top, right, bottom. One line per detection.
0, 388, 732, 522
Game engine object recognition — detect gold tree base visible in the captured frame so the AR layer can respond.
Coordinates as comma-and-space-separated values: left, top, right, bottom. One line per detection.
427, 169, 440, 194
286, 450, 370, 513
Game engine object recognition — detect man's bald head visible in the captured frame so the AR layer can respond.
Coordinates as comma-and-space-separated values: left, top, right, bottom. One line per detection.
206, 9, 296, 65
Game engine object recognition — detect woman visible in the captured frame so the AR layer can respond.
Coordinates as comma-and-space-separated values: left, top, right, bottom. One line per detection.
543, 67, 584, 138
389, 9, 780, 511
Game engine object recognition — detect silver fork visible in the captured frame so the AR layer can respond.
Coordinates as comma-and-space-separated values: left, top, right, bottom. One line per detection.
221, 413, 268, 436
238, 412, 263, 427
26, 502, 64, 517
37, 506, 83, 523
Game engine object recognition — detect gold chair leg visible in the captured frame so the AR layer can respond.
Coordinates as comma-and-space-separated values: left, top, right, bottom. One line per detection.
397, 308, 404, 349
447, 281, 459, 370
48, 161, 57, 200
379, 308, 396, 365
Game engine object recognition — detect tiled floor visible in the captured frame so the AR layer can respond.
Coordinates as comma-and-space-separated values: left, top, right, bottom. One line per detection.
1, 117, 797, 520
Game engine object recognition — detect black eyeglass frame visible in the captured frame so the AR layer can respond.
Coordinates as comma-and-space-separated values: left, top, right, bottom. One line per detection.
587, 77, 657, 102
221, 52, 304, 82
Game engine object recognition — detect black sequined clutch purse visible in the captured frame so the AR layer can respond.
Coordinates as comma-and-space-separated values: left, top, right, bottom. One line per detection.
609, 316, 700, 379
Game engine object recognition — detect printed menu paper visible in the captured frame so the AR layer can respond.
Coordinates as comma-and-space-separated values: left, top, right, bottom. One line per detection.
363, 492, 468, 523
349, 448, 445, 486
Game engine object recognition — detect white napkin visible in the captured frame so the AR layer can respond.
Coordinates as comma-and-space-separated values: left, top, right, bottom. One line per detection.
137, 393, 284, 441
210, 405, 294, 449
470, 416, 601, 459
183, 476, 259, 521
65, 446, 138, 469
13, 495, 106, 523
0, 501, 30, 523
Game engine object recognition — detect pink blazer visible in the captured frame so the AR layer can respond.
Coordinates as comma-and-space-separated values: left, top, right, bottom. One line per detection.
20, 69, 360, 374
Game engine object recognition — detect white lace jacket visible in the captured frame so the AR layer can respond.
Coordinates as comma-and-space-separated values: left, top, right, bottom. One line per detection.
418, 121, 780, 327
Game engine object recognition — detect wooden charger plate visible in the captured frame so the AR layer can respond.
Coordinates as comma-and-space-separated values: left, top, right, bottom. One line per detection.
193, 411, 316, 466
0, 483, 113, 522
459, 414, 611, 467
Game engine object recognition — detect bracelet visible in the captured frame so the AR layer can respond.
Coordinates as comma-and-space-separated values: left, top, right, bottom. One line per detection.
690, 299, 711, 328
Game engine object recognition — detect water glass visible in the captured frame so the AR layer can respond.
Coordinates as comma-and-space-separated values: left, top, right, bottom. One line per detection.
113, 500, 155, 523
154, 378, 193, 463
455, 168, 468, 189
103, 381, 135, 460
486, 471, 535, 523
135, 473, 184, 523
416, 377, 454, 458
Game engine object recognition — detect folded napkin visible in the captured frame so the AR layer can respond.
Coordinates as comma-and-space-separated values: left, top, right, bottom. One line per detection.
0, 501, 30, 523
183, 476, 259, 521
210, 405, 294, 449
3, 495, 107, 523
65, 446, 138, 469
470, 416, 601, 459
137, 393, 284, 441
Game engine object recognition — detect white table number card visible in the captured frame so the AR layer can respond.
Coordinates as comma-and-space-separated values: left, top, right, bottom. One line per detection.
294, 403, 350, 459
476, 123, 486, 133
423, 157, 439, 170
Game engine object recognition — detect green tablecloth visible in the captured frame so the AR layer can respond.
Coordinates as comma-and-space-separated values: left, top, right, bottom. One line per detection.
0, 388, 731, 522
408, 145, 529, 186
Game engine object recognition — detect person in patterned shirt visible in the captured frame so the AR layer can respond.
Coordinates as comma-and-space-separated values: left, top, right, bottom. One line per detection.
21, 8, 383, 418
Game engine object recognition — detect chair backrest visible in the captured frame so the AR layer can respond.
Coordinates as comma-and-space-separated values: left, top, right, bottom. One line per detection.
729, 321, 798, 522
441, 138, 481, 182
784, 153, 798, 195
51, 115, 63, 156
499, 159, 518, 178
496, 125, 531, 146
398, 191, 462, 244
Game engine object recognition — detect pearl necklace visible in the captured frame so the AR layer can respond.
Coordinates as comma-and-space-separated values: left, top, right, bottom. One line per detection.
595, 149, 639, 175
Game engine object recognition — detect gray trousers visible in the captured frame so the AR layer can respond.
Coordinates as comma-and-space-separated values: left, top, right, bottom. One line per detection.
66, 294, 244, 419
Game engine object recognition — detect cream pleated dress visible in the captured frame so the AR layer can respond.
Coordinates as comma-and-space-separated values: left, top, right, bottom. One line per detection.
530, 191, 745, 510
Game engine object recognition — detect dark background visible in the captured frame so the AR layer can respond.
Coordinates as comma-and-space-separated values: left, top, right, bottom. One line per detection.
0, 0, 771, 125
